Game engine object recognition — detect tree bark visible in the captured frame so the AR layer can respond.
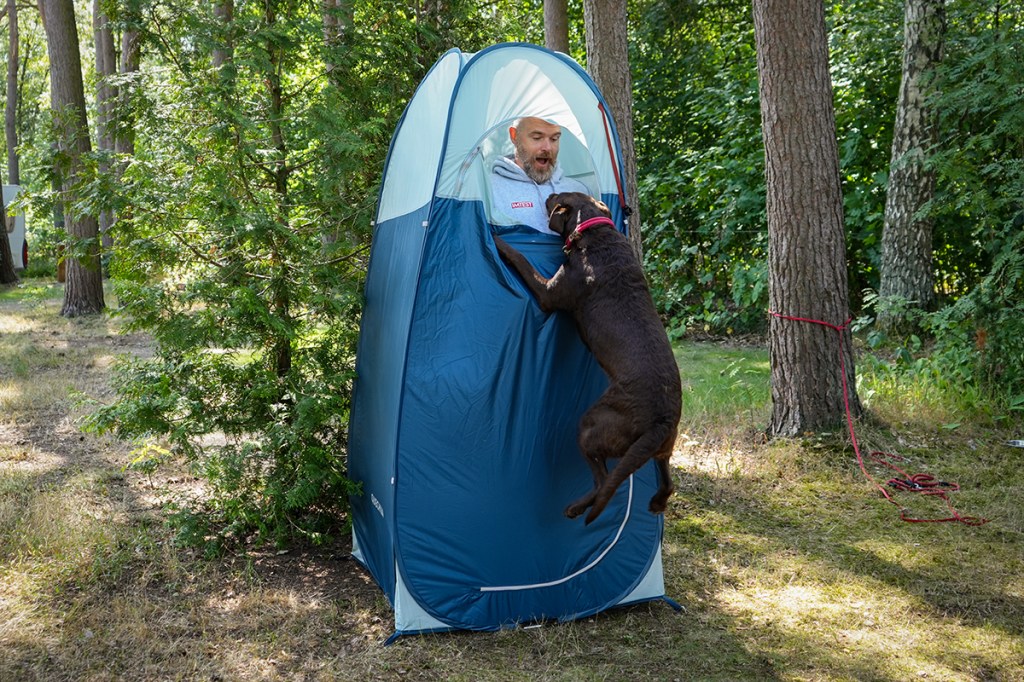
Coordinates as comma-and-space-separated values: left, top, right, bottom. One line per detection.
116, 18, 140, 158
753, 0, 860, 436
0, 0, 17, 284
583, 0, 642, 261
544, 0, 569, 53
264, 0, 293, 382
213, 0, 234, 83
40, 0, 105, 315
322, 0, 353, 83
6, 0, 19, 185
94, 0, 116, 247
878, 0, 945, 330
0, 200, 16, 285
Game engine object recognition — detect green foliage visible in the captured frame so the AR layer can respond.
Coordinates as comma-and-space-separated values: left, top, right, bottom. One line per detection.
632, 0, 768, 335
929, 227, 1024, 407
82, 0, 381, 548
852, 3, 1024, 411
632, 0, 902, 333
928, 2, 1024, 301
828, 0, 903, 308
858, 226, 1024, 414
80, 0, 532, 549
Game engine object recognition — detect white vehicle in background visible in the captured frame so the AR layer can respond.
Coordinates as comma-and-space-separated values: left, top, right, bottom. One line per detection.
4, 184, 26, 270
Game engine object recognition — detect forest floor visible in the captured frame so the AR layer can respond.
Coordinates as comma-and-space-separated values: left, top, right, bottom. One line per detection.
2, 278, 1023, 681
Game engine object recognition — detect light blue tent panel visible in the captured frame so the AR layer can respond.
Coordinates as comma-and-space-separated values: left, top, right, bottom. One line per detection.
348, 43, 672, 641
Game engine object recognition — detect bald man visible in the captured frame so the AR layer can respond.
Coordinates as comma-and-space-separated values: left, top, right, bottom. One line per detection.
490, 117, 590, 234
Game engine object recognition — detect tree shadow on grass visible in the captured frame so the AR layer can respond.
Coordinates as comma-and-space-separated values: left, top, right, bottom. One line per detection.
667, 460, 1024, 681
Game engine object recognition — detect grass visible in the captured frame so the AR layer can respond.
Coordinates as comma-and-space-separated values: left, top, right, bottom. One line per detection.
1, 278, 1023, 680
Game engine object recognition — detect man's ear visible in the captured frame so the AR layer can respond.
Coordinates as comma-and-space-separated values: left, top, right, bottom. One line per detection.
508, 126, 517, 144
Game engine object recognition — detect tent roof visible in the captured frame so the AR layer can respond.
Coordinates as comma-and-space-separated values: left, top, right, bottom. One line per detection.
377, 43, 624, 225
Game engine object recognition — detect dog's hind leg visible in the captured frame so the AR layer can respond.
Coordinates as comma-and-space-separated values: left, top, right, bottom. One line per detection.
564, 437, 609, 519
647, 437, 676, 514
583, 421, 676, 525
565, 399, 632, 519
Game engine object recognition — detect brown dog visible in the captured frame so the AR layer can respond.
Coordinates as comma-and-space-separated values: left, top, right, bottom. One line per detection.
493, 192, 681, 524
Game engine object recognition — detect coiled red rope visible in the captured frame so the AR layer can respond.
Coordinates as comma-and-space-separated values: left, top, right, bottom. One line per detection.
769, 310, 989, 526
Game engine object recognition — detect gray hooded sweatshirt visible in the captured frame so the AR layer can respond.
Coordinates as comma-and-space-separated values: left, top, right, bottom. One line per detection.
490, 156, 589, 235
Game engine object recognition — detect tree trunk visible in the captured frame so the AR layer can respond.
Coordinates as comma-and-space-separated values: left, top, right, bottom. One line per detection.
0, 200, 16, 285
6, 0, 19, 185
116, 20, 140, 159
322, 0, 353, 82
878, 0, 945, 331
94, 0, 116, 248
0, 0, 17, 284
213, 0, 234, 83
583, 0, 642, 260
109, 16, 141, 261
116, 26, 140, 155
752, 0, 860, 436
320, 0, 353, 245
544, 0, 569, 53
40, 0, 105, 316
264, 0, 293, 382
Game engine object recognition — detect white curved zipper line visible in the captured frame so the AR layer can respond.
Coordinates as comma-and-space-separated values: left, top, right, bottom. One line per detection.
478, 476, 633, 593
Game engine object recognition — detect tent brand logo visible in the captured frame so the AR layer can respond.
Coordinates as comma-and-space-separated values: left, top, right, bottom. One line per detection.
510, 201, 533, 209
371, 493, 384, 518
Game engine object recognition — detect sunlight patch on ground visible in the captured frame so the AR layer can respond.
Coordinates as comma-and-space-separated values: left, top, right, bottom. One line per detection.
0, 381, 21, 413
0, 313, 40, 334
0, 427, 65, 474
671, 434, 750, 478
205, 589, 325, 616
717, 581, 1012, 682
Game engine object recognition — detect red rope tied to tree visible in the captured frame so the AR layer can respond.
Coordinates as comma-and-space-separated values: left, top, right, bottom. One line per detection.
768, 310, 989, 526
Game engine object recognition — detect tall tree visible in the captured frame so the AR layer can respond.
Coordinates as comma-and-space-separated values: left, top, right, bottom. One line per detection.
94, 0, 116, 247
0, 192, 14, 284
40, 0, 104, 315
322, 0, 353, 82
544, 0, 569, 53
5, 0, 18, 185
212, 0, 233, 76
752, 0, 860, 435
583, 0, 642, 259
115, 9, 140, 166
877, 0, 945, 331
0, 0, 18, 285
0, 200, 13, 283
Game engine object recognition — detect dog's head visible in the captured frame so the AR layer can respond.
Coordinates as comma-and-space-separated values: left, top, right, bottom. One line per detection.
545, 192, 611, 240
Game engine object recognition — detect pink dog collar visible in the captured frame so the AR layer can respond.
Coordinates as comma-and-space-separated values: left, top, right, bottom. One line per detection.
563, 216, 615, 254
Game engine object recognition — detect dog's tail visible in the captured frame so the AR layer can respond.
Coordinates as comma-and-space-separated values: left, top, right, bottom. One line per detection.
585, 421, 676, 525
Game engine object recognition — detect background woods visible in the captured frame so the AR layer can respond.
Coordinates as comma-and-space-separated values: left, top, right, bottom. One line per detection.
2, 0, 1022, 541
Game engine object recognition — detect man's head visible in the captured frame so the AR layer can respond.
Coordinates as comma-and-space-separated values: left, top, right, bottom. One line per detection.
510, 117, 562, 184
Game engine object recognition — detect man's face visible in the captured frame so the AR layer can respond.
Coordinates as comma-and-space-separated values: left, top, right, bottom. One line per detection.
513, 118, 562, 184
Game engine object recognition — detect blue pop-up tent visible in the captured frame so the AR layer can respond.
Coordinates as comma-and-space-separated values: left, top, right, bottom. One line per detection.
347, 43, 671, 641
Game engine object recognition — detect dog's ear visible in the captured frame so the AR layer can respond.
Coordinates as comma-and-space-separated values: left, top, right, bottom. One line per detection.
549, 202, 571, 220
548, 202, 575, 238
